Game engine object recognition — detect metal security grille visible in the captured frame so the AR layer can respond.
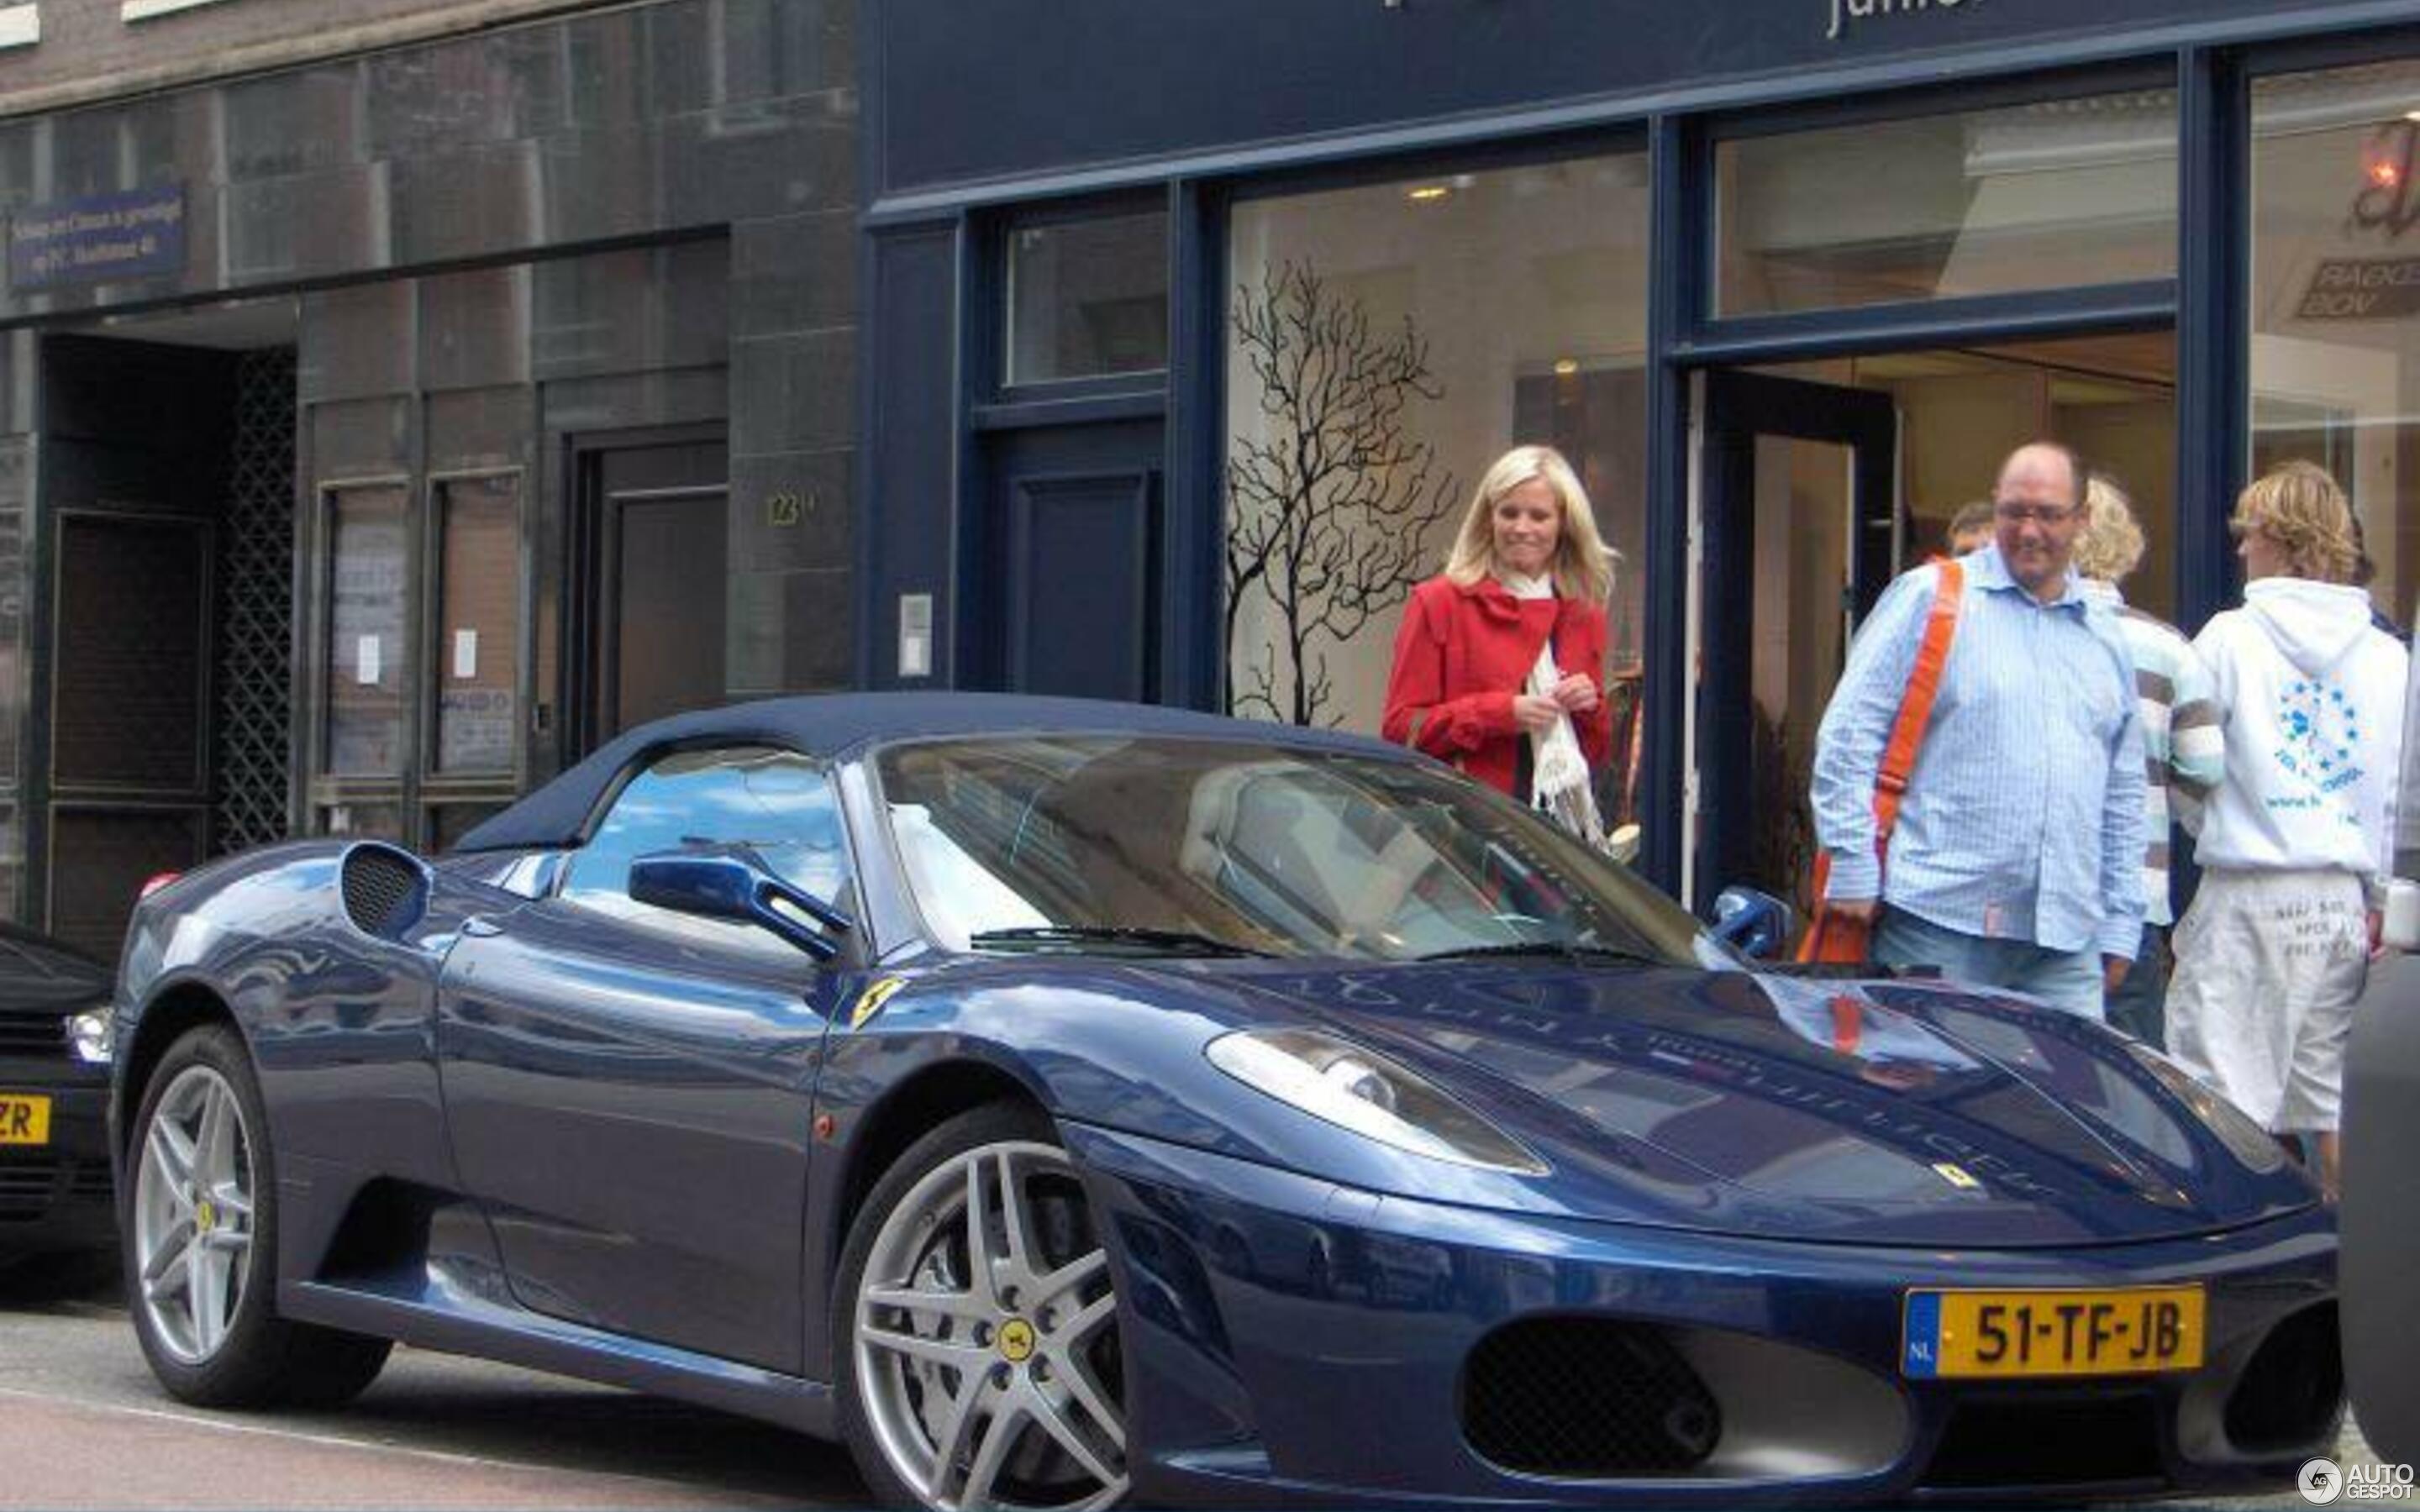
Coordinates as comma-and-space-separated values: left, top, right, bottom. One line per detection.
214, 348, 297, 853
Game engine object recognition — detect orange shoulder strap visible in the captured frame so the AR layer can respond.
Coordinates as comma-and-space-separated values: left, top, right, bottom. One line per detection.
1870, 559, 1963, 843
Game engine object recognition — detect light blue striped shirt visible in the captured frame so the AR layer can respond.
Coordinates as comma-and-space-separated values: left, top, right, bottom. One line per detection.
1812, 545, 2147, 960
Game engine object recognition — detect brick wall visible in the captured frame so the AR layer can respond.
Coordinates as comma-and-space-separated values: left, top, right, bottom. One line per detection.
0, 0, 607, 114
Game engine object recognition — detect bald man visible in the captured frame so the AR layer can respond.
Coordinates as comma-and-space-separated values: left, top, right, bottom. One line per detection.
1811, 442, 2147, 1018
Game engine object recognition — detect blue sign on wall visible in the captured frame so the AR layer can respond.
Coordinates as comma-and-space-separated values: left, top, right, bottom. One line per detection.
8, 185, 187, 291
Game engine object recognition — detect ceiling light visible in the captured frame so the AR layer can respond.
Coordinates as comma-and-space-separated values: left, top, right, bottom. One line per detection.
1553, 359, 1580, 376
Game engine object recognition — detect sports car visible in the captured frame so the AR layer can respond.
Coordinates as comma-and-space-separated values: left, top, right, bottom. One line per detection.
109, 693, 2341, 1508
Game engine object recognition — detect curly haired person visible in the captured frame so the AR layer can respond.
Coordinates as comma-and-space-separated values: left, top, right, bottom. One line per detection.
2168, 461, 2409, 1194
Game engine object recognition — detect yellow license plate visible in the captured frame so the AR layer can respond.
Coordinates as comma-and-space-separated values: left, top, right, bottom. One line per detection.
0, 1093, 50, 1146
1903, 1286, 2205, 1378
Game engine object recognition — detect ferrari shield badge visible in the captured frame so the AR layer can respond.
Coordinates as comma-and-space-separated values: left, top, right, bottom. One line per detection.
850, 975, 908, 1030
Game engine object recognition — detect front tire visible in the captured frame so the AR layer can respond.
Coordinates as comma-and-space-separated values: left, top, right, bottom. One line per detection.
125, 1023, 391, 1408
836, 1103, 1129, 1510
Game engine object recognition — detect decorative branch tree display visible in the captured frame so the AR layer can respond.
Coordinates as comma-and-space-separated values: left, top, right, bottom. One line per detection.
1226, 260, 1457, 726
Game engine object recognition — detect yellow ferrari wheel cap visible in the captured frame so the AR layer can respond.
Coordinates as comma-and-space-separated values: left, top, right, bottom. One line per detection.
998, 1318, 1036, 1362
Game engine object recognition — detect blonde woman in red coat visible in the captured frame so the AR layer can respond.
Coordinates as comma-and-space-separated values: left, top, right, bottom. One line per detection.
1382, 445, 1616, 835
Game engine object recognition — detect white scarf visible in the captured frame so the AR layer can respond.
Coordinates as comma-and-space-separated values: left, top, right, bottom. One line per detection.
1501, 571, 1610, 850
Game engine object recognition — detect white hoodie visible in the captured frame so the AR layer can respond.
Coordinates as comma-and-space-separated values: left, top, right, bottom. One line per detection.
2189, 578, 2409, 896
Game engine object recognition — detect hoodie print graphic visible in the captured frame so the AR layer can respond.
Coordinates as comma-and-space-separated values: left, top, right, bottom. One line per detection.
2272, 679, 2367, 808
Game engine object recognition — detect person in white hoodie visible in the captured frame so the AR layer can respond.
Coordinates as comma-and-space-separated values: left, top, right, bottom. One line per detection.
2168, 461, 2409, 1195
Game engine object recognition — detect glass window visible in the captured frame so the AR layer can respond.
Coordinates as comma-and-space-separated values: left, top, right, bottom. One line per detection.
878, 735, 1707, 963
324, 485, 409, 776
434, 475, 521, 775
2252, 60, 2420, 623
1005, 210, 1168, 384
1718, 89, 2179, 316
1224, 152, 1650, 831
561, 746, 852, 954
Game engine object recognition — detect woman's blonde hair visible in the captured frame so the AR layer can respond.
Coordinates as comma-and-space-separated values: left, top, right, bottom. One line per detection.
2073, 474, 2145, 585
2231, 461, 2361, 584
1443, 444, 1617, 602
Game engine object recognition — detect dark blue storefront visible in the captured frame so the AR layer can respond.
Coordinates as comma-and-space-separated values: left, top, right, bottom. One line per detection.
855, 0, 2420, 914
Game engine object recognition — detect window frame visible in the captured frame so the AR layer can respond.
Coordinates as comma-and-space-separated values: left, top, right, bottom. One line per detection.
985, 191, 1174, 404
555, 743, 862, 962
1696, 59, 2185, 344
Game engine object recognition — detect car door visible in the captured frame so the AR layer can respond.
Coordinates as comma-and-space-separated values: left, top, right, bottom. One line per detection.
435, 746, 854, 1372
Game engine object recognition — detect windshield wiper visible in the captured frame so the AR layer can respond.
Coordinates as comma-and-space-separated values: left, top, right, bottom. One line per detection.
1415, 941, 1666, 968
966, 925, 1274, 958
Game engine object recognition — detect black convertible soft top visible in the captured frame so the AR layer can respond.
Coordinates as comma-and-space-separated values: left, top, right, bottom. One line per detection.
452, 690, 1413, 853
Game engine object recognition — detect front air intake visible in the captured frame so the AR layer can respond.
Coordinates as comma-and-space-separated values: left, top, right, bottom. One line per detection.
340, 845, 425, 938
1461, 1318, 1720, 1478
2225, 1304, 2344, 1455
1923, 1393, 2162, 1488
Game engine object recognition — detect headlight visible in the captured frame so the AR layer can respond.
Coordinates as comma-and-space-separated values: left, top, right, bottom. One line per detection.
67, 1006, 114, 1068
1206, 1027, 1547, 1175
2125, 1042, 2286, 1174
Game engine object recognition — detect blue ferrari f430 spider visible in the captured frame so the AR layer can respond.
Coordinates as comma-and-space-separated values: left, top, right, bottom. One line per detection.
108, 695, 2342, 1508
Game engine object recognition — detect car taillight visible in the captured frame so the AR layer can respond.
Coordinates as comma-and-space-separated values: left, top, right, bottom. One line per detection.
138, 871, 182, 900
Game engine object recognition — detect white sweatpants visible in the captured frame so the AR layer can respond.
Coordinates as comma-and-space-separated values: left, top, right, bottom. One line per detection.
2165, 868, 2367, 1134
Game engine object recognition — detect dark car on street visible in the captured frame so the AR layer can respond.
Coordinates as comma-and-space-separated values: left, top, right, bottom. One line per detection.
0, 921, 117, 1269
106, 693, 2344, 1509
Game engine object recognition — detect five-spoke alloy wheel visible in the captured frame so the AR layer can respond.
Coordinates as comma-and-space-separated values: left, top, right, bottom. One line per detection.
124, 1024, 391, 1408
839, 1104, 1128, 1511
133, 1058, 256, 1362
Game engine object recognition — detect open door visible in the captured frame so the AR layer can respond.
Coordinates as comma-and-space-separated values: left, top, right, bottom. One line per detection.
1693, 370, 1898, 917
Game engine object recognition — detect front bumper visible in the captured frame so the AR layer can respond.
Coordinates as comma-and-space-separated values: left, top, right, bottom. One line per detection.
1065, 1122, 2340, 1508
0, 1063, 115, 1258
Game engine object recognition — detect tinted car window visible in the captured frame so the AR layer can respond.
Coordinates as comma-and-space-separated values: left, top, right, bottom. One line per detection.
562, 746, 851, 954
876, 735, 1713, 963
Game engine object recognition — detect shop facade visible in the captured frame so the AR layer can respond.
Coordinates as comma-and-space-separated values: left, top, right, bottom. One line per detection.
0, 0, 856, 955
858, 0, 2420, 916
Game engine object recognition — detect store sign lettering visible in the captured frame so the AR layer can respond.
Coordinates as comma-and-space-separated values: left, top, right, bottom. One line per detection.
8, 184, 186, 290
1828, 0, 1973, 43
2297, 259, 2420, 322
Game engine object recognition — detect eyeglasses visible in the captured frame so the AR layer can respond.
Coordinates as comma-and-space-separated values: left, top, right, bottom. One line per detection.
1993, 501, 2081, 526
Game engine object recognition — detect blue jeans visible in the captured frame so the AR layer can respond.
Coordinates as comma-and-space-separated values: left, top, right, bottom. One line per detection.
2102, 922, 2169, 1047
1873, 907, 2107, 1021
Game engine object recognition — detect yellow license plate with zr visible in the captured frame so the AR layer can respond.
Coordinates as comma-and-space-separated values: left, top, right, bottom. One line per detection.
0, 1093, 51, 1146
1903, 1286, 2205, 1378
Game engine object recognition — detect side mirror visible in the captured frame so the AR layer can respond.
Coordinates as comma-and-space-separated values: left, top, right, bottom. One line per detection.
1709, 885, 1794, 961
628, 848, 853, 961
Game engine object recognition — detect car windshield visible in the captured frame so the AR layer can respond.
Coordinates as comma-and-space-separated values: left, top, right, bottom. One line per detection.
876, 734, 1716, 965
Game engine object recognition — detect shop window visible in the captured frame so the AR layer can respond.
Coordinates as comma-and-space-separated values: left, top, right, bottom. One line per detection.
1005, 210, 1168, 384
2252, 60, 2420, 625
1224, 152, 1650, 833
1717, 89, 2178, 316
324, 483, 409, 778
432, 474, 522, 776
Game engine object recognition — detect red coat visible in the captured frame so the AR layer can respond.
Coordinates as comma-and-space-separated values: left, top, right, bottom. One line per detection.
1381, 575, 1610, 798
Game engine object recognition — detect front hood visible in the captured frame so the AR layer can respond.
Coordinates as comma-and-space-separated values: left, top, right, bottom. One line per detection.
0, 922, 111, 1019
1213, 960, 2316, 1247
